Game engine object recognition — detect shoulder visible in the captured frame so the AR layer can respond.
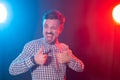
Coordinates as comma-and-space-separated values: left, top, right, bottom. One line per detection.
59, 42, 69, 49
60, 43, 68, 47
24, 38, 44, 47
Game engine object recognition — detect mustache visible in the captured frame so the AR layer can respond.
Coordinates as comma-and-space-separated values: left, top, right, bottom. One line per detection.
46, 32, 54, 35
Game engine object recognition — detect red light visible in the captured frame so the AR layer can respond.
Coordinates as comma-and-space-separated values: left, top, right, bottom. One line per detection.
112, 4, 120, 24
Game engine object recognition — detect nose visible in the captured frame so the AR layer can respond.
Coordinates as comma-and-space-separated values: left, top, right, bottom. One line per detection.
47, 27, 52, 33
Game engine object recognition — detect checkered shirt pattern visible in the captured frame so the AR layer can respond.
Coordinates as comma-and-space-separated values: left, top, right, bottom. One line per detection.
9, 38, 84, 80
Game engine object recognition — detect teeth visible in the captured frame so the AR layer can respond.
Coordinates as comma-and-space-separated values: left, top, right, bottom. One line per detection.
47, 34, 52, 37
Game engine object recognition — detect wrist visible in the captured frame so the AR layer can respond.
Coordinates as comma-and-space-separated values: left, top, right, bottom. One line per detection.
31, 56, 37, 65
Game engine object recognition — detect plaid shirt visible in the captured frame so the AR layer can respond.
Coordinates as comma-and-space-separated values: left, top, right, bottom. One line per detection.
9, 38, 84, 80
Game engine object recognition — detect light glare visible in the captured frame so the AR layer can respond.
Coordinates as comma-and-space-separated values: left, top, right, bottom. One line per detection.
112, 4, 120, 24
0, 3, 7, 23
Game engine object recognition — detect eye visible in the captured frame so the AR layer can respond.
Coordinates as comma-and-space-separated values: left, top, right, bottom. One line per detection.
44, 24, 48, 29
51, 26, 58, 30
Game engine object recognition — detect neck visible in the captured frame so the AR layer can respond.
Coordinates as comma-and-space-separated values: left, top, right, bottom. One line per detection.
50, 39, 59, 45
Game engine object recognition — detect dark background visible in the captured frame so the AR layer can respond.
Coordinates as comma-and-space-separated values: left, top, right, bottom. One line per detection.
0, 0, 120, 80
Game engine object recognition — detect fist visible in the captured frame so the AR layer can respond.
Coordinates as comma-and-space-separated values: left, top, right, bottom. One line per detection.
34, 47, 48, 65
56, 49, 72, 64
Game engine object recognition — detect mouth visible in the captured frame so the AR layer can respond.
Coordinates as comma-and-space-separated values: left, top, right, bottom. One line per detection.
46, 33, 53, 37
45, 33, 54, 40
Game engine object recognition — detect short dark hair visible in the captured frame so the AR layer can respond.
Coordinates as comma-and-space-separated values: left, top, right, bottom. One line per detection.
42, 10, 65, 25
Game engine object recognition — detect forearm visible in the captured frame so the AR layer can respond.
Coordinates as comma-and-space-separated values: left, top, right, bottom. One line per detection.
67, 55, 84, 72
9, 57, 35, 75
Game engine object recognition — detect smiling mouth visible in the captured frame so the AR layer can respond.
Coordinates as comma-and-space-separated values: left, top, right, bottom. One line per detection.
47, 34, 53, 37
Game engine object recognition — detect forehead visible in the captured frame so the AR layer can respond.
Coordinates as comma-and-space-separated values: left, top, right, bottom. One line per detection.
43, 19, 60, 26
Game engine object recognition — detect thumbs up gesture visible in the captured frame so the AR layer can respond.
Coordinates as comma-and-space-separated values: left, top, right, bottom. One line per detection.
34, 47, 48, 65
56, 49, 72, 64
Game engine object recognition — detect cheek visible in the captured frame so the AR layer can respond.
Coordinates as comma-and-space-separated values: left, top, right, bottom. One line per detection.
57, 29, 62, 34
43, 29, 46, 35
54, 31, 61, 36
43, 28, 47, 32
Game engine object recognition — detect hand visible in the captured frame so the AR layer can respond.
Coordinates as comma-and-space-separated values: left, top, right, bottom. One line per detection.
56, 49, 72, 64
34, 47, 48, 65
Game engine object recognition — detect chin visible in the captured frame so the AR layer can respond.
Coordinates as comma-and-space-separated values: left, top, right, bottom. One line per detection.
46, 39, 52, 42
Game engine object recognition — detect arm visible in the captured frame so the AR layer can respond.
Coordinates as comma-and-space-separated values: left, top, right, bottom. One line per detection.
56, 43, 84, 72
9, 42, 36, 75
67, 51, 84, 72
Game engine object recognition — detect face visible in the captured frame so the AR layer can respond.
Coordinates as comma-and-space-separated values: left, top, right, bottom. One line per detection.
43, 19, 62, 44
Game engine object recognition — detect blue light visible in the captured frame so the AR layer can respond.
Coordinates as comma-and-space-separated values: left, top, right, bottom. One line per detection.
0, 1, 12, 30
0, 3, 7, 23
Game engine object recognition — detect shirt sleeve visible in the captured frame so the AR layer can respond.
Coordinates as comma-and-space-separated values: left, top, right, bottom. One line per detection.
67, 54, 84, 72
60, 43, 84, 72
9, 41, 36, 75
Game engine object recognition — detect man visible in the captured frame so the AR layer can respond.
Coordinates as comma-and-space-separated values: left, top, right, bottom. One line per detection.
9, 10, 84, 80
